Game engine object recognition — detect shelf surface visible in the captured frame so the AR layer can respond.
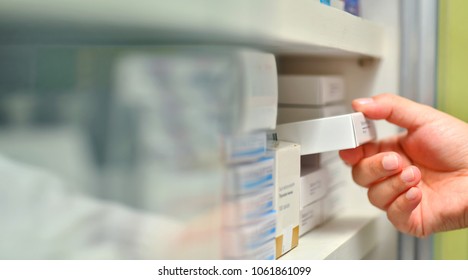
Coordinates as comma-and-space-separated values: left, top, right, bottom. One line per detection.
281, 206, 382, 260
0, 0, 383, 57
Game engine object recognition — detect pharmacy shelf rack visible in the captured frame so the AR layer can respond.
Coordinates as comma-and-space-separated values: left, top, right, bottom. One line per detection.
0, 0, 399, 260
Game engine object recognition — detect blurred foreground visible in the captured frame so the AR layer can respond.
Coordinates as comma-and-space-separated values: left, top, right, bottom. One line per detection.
0, 46, 271, 259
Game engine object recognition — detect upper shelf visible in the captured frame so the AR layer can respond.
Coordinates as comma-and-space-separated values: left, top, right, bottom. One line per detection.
0, 0, 384, 58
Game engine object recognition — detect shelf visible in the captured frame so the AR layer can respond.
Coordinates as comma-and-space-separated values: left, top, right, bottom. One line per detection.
281, 205, 383, 260
0, 0, 384, 58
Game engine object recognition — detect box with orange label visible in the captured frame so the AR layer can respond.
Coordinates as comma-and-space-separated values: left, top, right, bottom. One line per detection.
267, 141, 301, 258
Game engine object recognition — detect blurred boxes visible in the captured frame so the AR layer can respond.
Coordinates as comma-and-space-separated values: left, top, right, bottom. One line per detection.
300, 167, 328, 210
224, 156, 273, 197
278, 75, 345, 106
345, 0, 360, 16
331, 0, 345, 10
223, 132, 267, 164
298, 169, 326, 236
298, 167, 327, 237
299, 200, 322, 236
320, 151, 347, 220
222, 154, 277, 259
275, 73, 354, 239
235, 51, 278, 133
218, 48, 278, 259
113, 46, 279, 259
299, 151, 349, 236
224, 238, 276, 260
223, 211, 276, 259
268, 141, 301, 258
224, 185, 275, 226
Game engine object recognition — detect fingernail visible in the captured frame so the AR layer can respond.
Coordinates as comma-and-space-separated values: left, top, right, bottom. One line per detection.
401, 167, 415, 183
382, 154, 399, 170
354, 98, 374, 105
405, 187, 418, 200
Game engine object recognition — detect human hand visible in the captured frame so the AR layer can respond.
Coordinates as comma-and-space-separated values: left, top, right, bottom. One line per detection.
339, 93, 468, 237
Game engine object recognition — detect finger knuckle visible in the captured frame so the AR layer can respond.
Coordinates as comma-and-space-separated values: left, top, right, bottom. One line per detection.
367, 188, 384, 209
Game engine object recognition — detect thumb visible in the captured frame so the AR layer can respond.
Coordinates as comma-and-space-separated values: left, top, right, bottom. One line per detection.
352, 93, 440, 131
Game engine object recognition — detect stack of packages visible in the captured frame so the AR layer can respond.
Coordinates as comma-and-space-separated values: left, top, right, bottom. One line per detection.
223, 133, 277, 259
277, 75, 351, 236
113, 46, 303, 259
113, 47, 243, 259
222, 49, 290, 260
222, 50, 302, 260
113, 47, 282, 259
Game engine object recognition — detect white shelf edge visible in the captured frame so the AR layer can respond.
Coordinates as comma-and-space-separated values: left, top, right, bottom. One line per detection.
280, 204, 382, 260
1, 0, 384, 58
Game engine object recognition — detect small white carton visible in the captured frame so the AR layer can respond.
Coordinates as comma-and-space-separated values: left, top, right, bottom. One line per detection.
299, 200, 322, 236
323, 159, 348, 191
278, 75, 345, 106
300, 167, 328, 209
323, 188, 345, 221
268, 141, 301, 258
319, 151, 349, 190
275, 112, 376, 155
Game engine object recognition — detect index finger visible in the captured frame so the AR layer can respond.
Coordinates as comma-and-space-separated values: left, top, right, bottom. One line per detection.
352, 93, 440, 132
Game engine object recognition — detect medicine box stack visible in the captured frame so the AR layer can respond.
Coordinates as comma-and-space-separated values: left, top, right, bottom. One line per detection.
114, 47, 265, 259
276, 75, 376, 155
277, 74, 348, 124
221, 49, 279, 260
298, 152, 349, 236
222, 156, 276, 260
320, 151, 348, 221
276, 75, 371, 157
276, 74, 357, 237
267, 141, 301, 259
299, 163, 326, 236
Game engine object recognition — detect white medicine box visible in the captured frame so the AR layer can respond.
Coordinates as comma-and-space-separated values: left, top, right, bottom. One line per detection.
300, 167, 328, 209
268, 141, 301, 259
275, 112, 376, 155
278, 75, 345, 106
